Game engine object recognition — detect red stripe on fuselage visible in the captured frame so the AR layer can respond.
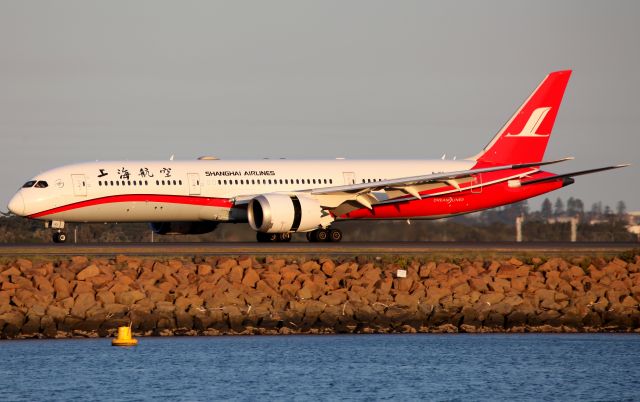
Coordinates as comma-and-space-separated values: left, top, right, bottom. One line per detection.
28, 194, 233, 219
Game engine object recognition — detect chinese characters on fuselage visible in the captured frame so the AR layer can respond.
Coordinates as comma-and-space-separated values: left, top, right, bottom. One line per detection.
96, 167, 172, 179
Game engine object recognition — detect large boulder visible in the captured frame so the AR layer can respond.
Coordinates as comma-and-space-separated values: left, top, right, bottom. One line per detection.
242, 268, 260, 288
77, 265, 100, 281
115, 290, 145, 306
70, 293, 96, 318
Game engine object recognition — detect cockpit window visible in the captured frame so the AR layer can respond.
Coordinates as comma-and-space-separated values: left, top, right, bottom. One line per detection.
22, 181, 36, 188
34, 181, 48, 188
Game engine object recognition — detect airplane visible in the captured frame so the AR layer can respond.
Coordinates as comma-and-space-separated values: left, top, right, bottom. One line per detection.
6, 70, 629, 243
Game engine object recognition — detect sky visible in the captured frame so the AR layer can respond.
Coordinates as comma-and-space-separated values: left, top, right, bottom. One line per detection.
1, 0, 638, 212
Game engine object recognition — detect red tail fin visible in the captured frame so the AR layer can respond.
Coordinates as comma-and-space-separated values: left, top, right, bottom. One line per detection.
472, 70, 572, 166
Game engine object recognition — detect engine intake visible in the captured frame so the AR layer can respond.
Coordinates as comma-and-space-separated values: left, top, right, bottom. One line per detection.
149, 221, 219, 235
247, 194, 322, 233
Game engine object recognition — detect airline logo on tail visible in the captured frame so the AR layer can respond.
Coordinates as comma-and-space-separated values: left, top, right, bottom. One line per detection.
506, 107, 552, 137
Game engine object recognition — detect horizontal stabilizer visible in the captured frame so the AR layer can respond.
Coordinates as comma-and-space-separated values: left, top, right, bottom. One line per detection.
521, 164, 630, 186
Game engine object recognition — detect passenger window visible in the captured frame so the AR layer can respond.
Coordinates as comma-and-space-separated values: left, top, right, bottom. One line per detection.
156, 180, 159, 185
173, 180, 176, 185
179, 180, 182, 185
145, 180, 148, 185
162, 180, 165, 185
268, 179, 272, 184
330, 179, 333, 184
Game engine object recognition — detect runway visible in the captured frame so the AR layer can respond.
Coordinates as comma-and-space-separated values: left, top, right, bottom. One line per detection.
0, 242, 636, 257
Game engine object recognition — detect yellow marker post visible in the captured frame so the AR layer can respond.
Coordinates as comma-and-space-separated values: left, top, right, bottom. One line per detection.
112, 324, 138, 347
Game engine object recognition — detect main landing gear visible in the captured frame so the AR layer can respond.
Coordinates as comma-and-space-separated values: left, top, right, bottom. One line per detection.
256, 229, 343, 242
256, 232, 292, 243
306, 228, 342, 242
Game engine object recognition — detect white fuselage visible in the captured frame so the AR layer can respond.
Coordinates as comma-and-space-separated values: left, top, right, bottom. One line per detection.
11, 159, 473, 223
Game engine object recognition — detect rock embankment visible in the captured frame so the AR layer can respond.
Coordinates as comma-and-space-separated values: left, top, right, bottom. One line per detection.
1, 254, 639, 339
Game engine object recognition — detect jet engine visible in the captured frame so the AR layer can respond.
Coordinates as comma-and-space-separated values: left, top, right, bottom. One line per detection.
149, 221, 219, 235
247, 194, 323, 233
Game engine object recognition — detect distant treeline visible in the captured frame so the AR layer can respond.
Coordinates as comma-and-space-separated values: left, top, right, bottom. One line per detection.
0, 197, 635, 243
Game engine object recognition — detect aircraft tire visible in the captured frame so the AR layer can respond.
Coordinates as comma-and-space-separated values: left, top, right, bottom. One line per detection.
329, 229, 343, 242
315, 229, 329, 242
53, 232, 67, 243
278, 233, 292, 242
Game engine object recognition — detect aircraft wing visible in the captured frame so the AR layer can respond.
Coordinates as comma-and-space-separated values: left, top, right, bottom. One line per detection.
306, 157, 574, 211
311, 157, 572, 196
232, 157, 575, 211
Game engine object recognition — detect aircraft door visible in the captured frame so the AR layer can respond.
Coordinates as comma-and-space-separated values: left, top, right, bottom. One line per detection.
71, 174, 87, 196
342, 172, 356, 185
187, 173, 201, 195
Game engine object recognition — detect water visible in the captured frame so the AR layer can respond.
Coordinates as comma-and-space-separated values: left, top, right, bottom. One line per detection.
0, 334, 638, 401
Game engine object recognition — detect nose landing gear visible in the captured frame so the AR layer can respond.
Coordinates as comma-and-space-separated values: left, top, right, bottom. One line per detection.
52, 231, 67, 243
47, 221, 67, 243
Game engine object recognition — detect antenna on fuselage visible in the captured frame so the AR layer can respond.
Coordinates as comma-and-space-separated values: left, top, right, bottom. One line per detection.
441, 154, 446, 160
170, 154, 175, 161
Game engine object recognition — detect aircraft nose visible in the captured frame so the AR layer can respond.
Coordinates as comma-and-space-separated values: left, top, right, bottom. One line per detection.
7, 192, 25, 216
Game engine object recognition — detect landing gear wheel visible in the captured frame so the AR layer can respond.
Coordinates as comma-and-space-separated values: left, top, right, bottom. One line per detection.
306, 229, 330, 242
329, 229, 343, 242
315, 229, 329, 242
257, 232, 291, 242
53, 232, 67, 243
278, 233, 292, 242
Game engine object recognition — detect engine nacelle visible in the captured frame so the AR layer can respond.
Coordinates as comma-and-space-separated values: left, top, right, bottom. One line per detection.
149, 221, 219, 235
247, 194, 322, 233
